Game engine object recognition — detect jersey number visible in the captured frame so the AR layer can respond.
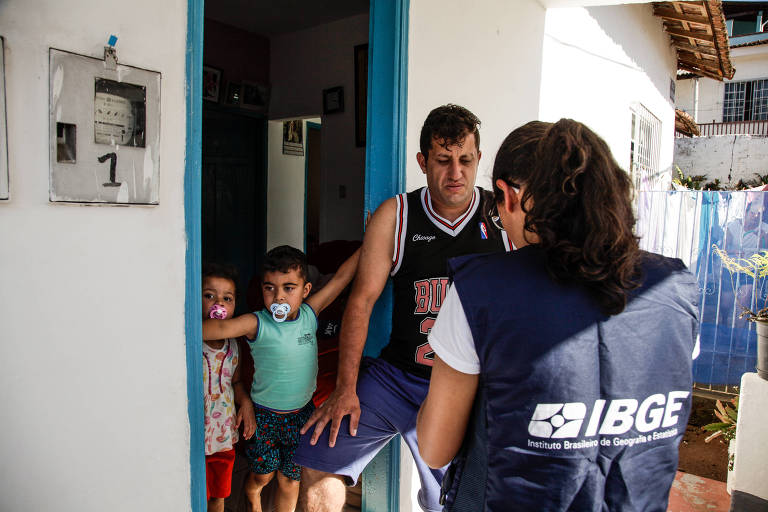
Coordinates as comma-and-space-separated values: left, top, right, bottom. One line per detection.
416, 317, 436, 366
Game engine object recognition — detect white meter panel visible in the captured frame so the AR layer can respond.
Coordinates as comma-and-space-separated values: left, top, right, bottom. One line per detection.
49, 48, 161, 204
0, 37, 8, 201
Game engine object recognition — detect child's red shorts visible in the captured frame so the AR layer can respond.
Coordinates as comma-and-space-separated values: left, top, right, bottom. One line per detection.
206, 449, 236, 499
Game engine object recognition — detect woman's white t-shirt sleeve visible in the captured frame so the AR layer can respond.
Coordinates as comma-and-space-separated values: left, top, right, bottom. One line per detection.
427, 285, 481, 375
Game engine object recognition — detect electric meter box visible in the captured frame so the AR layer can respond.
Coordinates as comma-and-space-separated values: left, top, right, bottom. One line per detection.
49, 48, 161, 204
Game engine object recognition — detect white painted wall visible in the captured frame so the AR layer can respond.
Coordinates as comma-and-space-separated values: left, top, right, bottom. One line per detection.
539, 5, 678, 184
266, 118, 320, 251
405, 0, 547, 193
399, 0, 546, 508
732, 372, 768, 502
0, 1, 190, 511
676, 44, 768, 124
675, 135, 768, 184
270, 14, 368, 243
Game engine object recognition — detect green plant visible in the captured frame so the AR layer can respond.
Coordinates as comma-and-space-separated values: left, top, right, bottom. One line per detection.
703, 178, 722, 191
702, 398, 739, 444
713, 245, 768, 320
672, 166, 707, 190
702, 398, 739, 472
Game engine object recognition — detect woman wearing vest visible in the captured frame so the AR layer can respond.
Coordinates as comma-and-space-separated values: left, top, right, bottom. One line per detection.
417, 119, 699, 511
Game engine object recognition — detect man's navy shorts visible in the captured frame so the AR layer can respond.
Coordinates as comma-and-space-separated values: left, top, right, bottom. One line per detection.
293, 357, 446, 511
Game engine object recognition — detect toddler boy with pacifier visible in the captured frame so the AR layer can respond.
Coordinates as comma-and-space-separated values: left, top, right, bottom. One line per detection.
201, 263, 257, 512
202, 245, 360, 512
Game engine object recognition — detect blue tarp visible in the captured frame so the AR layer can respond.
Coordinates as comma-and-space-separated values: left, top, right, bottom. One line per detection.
637, 190, 768, 386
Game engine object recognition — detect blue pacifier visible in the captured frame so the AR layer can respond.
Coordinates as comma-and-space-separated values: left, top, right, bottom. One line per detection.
270, 303, 291, 322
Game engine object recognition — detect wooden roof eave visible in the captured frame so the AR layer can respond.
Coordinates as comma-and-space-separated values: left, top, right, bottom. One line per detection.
702, 0, 735, 79
653, 0, 735, 82
675, 108, 700, 136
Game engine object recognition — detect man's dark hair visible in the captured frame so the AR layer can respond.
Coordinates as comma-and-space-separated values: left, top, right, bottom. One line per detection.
202, 262, 239, 292
419, 104, 481, 160
262, 245, 308, 282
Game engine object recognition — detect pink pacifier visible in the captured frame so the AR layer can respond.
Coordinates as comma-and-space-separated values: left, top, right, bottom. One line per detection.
208, 304, 228, 320
270, 303, 291, 322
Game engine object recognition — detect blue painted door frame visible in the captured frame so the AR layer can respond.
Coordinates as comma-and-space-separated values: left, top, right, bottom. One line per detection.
184, 1, 408, 510
185, 0, 205, 510
360, 0, 409, 511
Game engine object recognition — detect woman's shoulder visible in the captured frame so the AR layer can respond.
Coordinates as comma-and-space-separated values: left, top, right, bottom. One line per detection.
449, 245, 543, 277
638, 251, 695, 285
633, 251, 699, 307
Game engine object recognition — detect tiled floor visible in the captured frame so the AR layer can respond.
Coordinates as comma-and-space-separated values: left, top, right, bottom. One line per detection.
668, 471, 731, 512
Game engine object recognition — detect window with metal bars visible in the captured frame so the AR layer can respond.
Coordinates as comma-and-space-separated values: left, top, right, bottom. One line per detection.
723, 78, 768, 122
629, 104, 662, 192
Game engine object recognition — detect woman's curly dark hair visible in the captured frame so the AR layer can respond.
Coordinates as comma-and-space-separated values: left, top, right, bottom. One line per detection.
492, 119, 642, 315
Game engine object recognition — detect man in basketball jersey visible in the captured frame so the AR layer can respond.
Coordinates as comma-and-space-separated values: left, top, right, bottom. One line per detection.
294, 105, 510, 512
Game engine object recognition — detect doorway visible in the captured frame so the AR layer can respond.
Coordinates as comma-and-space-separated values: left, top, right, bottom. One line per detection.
201, 106, 267, 312
186, 1, 409, 510
305, 121, 322, 252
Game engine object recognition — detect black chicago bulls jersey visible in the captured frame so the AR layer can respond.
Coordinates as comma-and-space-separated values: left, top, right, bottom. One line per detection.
378, 186, 510, 378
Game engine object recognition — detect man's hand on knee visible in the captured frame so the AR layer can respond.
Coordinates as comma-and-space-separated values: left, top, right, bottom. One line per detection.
300, 388, 361, 447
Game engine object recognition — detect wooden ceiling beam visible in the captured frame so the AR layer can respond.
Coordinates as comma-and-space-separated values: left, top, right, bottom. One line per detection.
654, 8, 711, 25
666, 27, 714, 42
672, 3, 694, 36
675, 43, 720, 56
678, 56, 722, 74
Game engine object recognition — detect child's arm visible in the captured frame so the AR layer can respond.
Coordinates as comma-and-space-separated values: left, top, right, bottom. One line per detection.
202, 313, 259, 341
306, 247, 361, 315
232, 360, 256, 440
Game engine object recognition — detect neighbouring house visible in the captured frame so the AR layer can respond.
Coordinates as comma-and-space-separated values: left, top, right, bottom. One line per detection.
0, 0, 734, 510
675, 0, 768, 186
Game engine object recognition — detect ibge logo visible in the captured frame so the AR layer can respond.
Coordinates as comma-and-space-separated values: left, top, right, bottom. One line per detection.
528, 403, 586, 438
528, 391, 690, 439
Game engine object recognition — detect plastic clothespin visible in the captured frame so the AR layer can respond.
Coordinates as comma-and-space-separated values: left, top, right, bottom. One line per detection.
104, 35, 118, 70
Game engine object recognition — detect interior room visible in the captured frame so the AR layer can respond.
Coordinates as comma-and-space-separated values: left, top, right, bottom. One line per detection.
202, 0, 369, 311
201, 1, 369, 509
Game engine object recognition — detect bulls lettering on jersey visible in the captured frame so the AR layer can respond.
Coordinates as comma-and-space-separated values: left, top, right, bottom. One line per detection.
378, 186, 510, 379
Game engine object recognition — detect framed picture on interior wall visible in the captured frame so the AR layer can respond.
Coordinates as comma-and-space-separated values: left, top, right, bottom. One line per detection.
323, 86, 344, 115
225, 81, 242, 106
241, 81, 270, 113
354, 44, 368, 147
282, 120, 304, 156
202, 66, 222, 102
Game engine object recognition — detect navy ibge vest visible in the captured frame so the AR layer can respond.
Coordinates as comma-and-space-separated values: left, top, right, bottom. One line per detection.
443, 247, 699, 511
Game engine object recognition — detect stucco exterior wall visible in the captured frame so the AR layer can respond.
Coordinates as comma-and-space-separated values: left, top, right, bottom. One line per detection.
675, 135, 768, 184
405, 0, 547, 192
732, 373, 768, 503
676, 44, 768, 124
0, 1, 191, 511
539, 5, 678, 182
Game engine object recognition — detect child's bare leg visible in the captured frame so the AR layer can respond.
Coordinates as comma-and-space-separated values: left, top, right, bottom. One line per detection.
275, 471, 300, 512
245, 471, 275, 512
207, 497, 225, 512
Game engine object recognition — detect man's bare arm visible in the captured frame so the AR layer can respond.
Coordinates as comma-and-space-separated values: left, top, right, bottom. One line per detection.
301, 198, 397, 447
305, 248, 361, 315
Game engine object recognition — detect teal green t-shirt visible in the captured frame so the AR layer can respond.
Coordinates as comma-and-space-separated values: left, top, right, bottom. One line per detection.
248, 303, 318, 411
